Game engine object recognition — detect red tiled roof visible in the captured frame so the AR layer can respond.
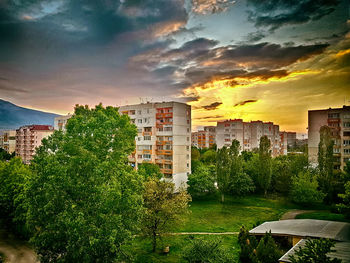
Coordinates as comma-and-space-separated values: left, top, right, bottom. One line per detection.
30, 125, 53, 131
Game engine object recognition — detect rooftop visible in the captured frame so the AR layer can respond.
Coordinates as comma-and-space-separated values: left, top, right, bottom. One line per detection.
249, 219, 350, 242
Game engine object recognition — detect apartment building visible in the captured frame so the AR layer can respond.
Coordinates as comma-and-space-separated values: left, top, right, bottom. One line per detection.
1, 130, 16, 153
308, 105, 350, 170
279, 132, 289, 155
191, 126, 216, 149
15, 125, 54, 164
119, 102, 191, 188
216, 119, 284, 156
54, 114, 72, 131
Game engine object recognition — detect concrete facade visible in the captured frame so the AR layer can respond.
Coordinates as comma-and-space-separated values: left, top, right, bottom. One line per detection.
54, 115, 72, 131
308, 106, 350, 170
191, 126, 216, 149
216, 119, 285, 156
1, 130, 16, 153
15, 125, 54, 164
119, 102, 191, 189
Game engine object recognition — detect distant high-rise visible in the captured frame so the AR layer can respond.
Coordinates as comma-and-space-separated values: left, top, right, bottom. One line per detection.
15, 125, 54, 164
119, 101, 191, 189
54, 114, 72, 131
191, 126, 216, 149
216, 119, 287, 156
1, 130, 16, 153
308, 105, 350, 170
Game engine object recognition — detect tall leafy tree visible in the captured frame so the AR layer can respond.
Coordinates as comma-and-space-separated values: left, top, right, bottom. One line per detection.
188, 163, 216, 198
238, 225, 258, 263
138, 162, 162, 180
258, 136, 272, 196
338, 181, 350, 218
26, 104, 143, 263
289, 239, 341, 263
142, 178, 191, 252
216, 146, 231, 202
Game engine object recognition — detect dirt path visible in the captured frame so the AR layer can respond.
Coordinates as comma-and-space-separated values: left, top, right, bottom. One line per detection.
0, 230, 38, 263
280, 210, 315, 220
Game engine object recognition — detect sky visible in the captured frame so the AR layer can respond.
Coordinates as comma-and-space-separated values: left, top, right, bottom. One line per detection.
0, 0, 349, 133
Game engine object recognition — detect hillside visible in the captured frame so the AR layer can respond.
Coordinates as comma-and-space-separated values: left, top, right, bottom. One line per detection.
0, 99, 60, 130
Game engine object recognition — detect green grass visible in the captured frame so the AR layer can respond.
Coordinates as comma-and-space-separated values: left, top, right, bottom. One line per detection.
130, 194, 299, 262
295, 211, 350, 222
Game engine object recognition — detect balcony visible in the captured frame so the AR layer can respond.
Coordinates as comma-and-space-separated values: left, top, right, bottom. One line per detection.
156, 150, 173, 155
142, 149, 152, 154
142, 131, 152, 136
156, 141, 172, 146
160, 168, 173, 174
156, 112, 173, 118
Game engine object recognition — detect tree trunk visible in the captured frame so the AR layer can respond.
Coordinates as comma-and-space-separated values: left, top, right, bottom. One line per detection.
152, 232, 157, 252
221, 193, 225, 203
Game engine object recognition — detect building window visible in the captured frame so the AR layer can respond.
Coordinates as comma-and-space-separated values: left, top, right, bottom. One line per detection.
147, 109, 150, 114
144, 127, 152, 132
187, 137, 189, 141
344, 140, 350, 146
187, 163, 189, 168
143, 154, 151, 159
137, 110, 142, 115
344, 149, 350, 154
344, 132, 350, 137
186, 146, 189, 150
144, 136, 151, 140
138, 155, 142, 159
187, 128, 190, 132
138, 119, 142, 124
344, 122, 350, 128
187, 119, 190, 124
328, 113, 340, 118
137, 128, 142, 133
130, 110, 135, 115
186, 154, 189, 160
334, 148, 340, 154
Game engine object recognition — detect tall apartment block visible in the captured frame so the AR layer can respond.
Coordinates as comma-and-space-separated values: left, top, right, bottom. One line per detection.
15, 125, 54, 164
308, 106, 350, 170
54, 114, 72, 131
119, 102, 191, 188
191, 126, 216, 149
216, 119, 284, 156
1, 130, 16, 153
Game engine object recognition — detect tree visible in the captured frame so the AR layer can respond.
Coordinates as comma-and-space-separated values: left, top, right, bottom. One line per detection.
26, 104, 144, 263
290, 171, 325, 205
255, 231, 282, 263
271, 157, 292, 194
0, 158, 31, 237
216, 146, 231, 202
183, 237, 234, 263
187, 163, 216, 198
191, 147, 200, 161
228, 140, 254, 196
258, 136, 272, 196
338, 181, 350, 218
138, 162, 162, 180
238, 225, 258, 263
0, 148, 15, 161
289, 238, 341, 263
200, 149, 217, 165
142, 178, 191, 252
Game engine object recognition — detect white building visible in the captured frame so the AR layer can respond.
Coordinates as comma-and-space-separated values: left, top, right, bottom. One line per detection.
119, 101, 191, 189
54, 115, 72, 131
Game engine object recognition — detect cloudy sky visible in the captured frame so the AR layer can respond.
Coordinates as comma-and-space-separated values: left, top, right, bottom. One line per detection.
1, 0, 349, 133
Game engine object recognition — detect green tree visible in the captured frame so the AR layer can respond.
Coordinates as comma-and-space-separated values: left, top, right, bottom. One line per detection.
258, 136, 272, 196
26, 104, 143, 263
289, 238, 341, 263
142, 178, 191, 252
338, 181, 350, 218
256, 231, 282, 263
138, 162, 162, 180
183, 237, 234, 263
271, 157, 292, 194
290, 171, 325, 205
228, 140, 254, 196
191, 147, 200, 161
238, 225, 258, 263
0, 158, 31, 237
0, 148, 15, 161
200, 149, 217, 165
216, 146, 231, 202
188, 163, 216, 198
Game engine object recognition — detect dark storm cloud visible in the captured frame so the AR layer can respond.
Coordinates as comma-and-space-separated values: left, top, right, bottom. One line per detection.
234, 99, 258, 107
203, 102, 222, 110
247, 0, 339, 32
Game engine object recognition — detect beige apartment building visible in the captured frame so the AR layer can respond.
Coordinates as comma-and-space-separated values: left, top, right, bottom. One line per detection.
15, 125, 54, 164
119, 101, 191, 188
216, 119, 286, 156
308, 105, 350, 170
191, 126, 216, 149
54, 114, 72, 131
1, 130, 16, 153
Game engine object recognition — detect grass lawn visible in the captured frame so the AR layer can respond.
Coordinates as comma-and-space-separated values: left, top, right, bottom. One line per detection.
295, 211, 350, 222
130, 194, 300, 262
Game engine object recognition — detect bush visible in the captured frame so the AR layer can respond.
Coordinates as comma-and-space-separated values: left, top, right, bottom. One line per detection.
188, 164, 216, 198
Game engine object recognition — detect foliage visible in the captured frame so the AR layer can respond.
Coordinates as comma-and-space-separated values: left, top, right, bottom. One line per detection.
182, 237, 235, 263
191, 147, 200, 161
256, 231, 282, 263
289, 238, 341, 263
338, 181, 350, 218
216, 146, 231, 202
290, 171, 325, 205
200, 149, 217, 165
26, 104, 143, 263
241, 151, 253, 162
0, 148, 15, 161
142, 178, 191, 252
0, 157, 31, 237
271, 156, 292, 194
238, 225, 258, 263
258, 136, 272, 196
187, 163, 216, 198
138, 162, 162, 180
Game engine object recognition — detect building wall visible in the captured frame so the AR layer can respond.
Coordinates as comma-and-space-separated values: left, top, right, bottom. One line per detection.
15, 125, 54, 164
2, 130, 16, 153
54, 115, 72, 131
119, 101, 191, 189
308, 106, 350, 170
